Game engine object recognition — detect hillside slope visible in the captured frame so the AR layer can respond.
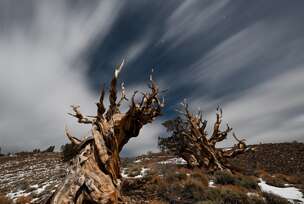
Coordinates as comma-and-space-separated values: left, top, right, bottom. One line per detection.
0, 143, 303, 203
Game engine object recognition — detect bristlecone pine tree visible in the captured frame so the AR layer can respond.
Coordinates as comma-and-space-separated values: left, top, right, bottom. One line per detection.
47, 61, 164, 204
158, 102, 249, 172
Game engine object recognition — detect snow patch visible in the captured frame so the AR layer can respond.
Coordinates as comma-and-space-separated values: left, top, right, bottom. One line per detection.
121, 167, 150, 178
134, 168, 150, 178
158, 157, 187, 165
121, 168, 129, 178
258, 178, 304, 203
208, 180, 215, 188
134, 159, 142, 163
35, 183, 50, 194
30, 184, 39, 188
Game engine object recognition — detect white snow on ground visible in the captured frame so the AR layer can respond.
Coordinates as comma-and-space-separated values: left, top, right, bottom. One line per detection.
35, 182, 50, 194
208, 180, 215, 188
134, 168, 150, 178
30, 184, 39, 188
134, 159, 142, 163
6, 181, 54, 202
258, 178, 304, 203
121, 167, 150, 178
121, 168, 129, 178
158, 157, 187, 165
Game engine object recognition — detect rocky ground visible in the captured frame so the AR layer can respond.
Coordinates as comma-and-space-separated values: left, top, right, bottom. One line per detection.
230, 142, 304, 176
0, 153, 66, 203
0, 143, 304, 203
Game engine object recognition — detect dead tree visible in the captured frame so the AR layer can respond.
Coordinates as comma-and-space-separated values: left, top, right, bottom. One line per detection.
158, 102, 249, 172
47, 61, 164, 204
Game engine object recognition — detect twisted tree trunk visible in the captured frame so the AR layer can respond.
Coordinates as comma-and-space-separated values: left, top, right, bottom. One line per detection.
159, 102, 250, 172
47, 61, 164, 204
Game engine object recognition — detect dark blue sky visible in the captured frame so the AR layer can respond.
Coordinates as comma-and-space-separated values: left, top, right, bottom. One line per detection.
1, 0, 304, 156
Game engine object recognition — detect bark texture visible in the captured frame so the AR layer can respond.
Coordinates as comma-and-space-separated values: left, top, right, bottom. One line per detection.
158, 102, 250, 171
47, 61, 164, 204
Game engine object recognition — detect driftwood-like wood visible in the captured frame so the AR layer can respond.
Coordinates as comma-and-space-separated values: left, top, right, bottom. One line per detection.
158, 102, 249, 171
47, 61, 164, 204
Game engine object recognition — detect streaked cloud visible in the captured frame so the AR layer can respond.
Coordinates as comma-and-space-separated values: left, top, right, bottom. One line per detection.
0, 0, 124, 152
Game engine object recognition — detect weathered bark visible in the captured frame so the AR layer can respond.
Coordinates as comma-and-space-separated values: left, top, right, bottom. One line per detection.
47, 61, 164, 204
158, 102, 249, 172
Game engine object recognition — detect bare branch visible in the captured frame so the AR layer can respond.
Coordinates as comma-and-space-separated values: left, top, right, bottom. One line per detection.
96, 84, 106, 121
106, 60, 125, 120
64, 125, 81, 145
68, 105, 93, 124
159, 104, 250, 172
117, 82, 128, 107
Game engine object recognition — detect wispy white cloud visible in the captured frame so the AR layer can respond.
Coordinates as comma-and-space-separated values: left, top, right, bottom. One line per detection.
161, 0, 230, 47
121, 120, 166, 156
190, 67, 304, 147
123, 37, 151, 64
188, 20, 304, 85
167, 4, 304, 146
0, 0, 124, 152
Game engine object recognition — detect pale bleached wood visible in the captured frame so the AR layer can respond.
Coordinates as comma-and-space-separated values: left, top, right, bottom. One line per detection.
159, 103, 250, 172
47, 62, 164, 204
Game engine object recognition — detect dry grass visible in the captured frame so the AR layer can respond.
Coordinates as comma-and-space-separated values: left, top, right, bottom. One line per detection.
149, 200, 168, 204
190, 168, 209, 187
272, 173, 303, 184
218, 184, 247, 193
257, 170, 286, 187
213, 170, 259, 191
262, 192, 290, 204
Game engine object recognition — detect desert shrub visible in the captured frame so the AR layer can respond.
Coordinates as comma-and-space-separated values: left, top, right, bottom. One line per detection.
126, 166, 142, 177
219, 190, 250, 204
0, 147, 4, 156
61, 143, 78, 161
43, 145, 55, 153
214, 171, 259, 190
214, 171, 237, 185
121, 167, 265, 204
248, 196, 266, 204
32, 148, 40, 153
168, 172, 187, 182
261, 174, 286, 187
0, 195, 13, 204
121, 157, 132, 167
273, 173, 302, 185
182, 178, 208, 201
196, 201, 218, 204
219, 190, 265, 204
237, 176, 259, 190
149, 200, 167, 204
257, 170, 287, 187
16, 151, 31, 156
262, 192, 290, 204
191, 170, 209, 187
